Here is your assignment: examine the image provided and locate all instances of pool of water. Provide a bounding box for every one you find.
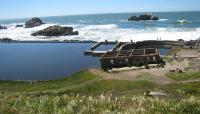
[160,48,170,55]
[0,43,170,81]
[94,44,116,51]
[0,43,99,81]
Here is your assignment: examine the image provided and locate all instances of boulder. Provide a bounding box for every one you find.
[0,38,12,42]
[25,17,44,28]
[139,14,152,20]
[31,25,79,36]
[128,14,159,21]
[152,16,159,20]
[0,25,7,30]
[128,16,139,21]
[15,25,23,28]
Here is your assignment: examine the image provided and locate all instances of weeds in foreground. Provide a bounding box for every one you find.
[0,94,200,114]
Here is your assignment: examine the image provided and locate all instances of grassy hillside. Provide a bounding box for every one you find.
[1,70,200,113]
[166,72,200,81]
[1,94,200,114]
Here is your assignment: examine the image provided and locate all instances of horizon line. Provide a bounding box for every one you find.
[0,10,200,21]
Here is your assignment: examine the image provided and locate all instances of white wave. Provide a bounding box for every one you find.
[56,25,200,42]
[121,19,128,22]
[1,23,25,29]
[83,24,118,29]
[176,19,192,24]
[0,23,200,42]
[158,19,168,21]
[0,23,56,41]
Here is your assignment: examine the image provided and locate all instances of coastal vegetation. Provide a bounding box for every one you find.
[0,69,200,113]
[1,94,200,114]
[166,71,200,81]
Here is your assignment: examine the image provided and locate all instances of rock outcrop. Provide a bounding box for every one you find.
[15,25,23,28]
[128,16,139,21]
[0,25,7,30]
[0,38,12,42]
[25,17,44,28]
[31,25,78,36]
[128,14,159,21]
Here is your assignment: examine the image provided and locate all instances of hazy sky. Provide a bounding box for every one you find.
[0,0,199,19]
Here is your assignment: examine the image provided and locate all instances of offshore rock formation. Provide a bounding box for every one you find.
[0,25,7,30]
[25,17,44,28]
[0,38,12,42]
[128,14,159,21]
[15,25,23,28]
[31,25,78,36]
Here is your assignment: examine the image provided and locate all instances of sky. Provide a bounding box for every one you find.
[0,0,200,19]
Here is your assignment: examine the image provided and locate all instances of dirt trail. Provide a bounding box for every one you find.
[89,59,189,84]
[91,50,199,84]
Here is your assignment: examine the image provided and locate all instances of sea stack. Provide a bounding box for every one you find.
[31,25,79,36]
[0,25,7,30]
[128,14,159,21]
[25,17,44,28]
[0,38,12,42]
[15,25,23,28]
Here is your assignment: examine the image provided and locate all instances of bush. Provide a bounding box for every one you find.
[145,63,149,69]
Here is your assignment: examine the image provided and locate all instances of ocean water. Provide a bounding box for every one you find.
[0,11,200,42]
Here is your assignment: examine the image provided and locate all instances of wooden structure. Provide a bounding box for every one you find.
[100,48,162,70]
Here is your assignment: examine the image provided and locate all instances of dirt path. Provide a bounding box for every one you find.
[89,67,176,85]
[89,58,190,85]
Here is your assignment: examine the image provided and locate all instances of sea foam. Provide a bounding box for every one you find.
[0,23,200,42]
[176,19,192,24]
[158,19,169,21]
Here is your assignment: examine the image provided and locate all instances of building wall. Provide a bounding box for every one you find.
[100,55,161,70]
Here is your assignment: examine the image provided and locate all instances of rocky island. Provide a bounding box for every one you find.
[15,25,23,28]
[128,14,159,21]
[31,25,78,36]
[0,25,7,30]
[25,17,44,28]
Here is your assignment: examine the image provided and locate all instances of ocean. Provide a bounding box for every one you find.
[0,11,200,42]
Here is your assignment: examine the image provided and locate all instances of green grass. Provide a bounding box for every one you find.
[166,72,200,81]
[1,70,200,113]
[1,70,200,97]
[160,81,200,96]
[0,94,200,114]
[0,70,155,96]
[135,73,155,82]
[0,70,99,93]
[64,80,156,96]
